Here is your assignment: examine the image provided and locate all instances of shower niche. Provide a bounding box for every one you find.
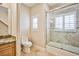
[46,4,79,55]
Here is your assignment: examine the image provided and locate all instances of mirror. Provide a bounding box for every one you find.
[0,6,9,36]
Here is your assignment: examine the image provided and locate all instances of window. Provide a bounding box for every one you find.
[32,16,39,31]
[55,16,63,31]
[55,12,76,32]
[64,14,75,30]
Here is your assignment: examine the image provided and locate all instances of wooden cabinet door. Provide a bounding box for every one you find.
[0,42,16,56]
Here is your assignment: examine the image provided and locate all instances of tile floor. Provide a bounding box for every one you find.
[21,46,53,56]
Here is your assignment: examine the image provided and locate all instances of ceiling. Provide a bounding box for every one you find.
[23,3,59,7]
[23,3,39,7]
[47,3,72,9]
[23,3,72,10]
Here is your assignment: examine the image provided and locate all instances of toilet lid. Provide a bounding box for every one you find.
[21,37,29,43]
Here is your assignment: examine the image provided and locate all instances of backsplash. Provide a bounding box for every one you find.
[0,21,8,36]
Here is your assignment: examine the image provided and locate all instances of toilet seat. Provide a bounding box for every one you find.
[22,41,32,47]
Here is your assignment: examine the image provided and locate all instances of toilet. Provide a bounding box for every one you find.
[21,37,32,53]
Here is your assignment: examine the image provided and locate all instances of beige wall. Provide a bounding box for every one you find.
[10,4,18,36]
[30,4,46,48]
[20,4,30,41]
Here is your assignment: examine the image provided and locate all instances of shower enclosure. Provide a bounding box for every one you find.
[46,4,79,55]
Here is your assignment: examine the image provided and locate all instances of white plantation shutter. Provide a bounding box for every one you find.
[55,16,63,30]
[55,12,76,32]
[64,14,75,30]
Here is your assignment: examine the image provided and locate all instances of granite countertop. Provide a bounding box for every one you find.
[0,35,16,44]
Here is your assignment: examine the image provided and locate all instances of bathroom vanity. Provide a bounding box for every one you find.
[0,35,16,56]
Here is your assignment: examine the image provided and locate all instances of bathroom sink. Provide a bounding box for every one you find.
[0,39,7,44]
[0,38,16,44]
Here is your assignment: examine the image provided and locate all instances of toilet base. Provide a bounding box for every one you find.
[23,47,31,54]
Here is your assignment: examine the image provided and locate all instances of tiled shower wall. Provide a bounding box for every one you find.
[50,23,79,48]
[49,4,79,48]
